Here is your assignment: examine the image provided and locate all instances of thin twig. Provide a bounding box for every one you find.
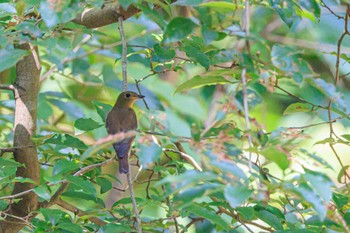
[275,84,326,110]
[327,4,350,185]
[118,14,141,232]
[241,0,253,171]
[279,111,350,132]
[0,84,15,91]
[118,16,128,91]
[320,0,344,20]
[127,160,142,233]
[0,148,15,156]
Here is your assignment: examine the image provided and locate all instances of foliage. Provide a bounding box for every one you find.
[1,0,350,232]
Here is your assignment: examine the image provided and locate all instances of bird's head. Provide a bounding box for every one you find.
[116,91,145,108]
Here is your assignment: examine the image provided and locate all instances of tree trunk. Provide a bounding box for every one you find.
[0,44,41,233]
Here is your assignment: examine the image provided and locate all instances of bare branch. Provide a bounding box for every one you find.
[241,0,253,171]
[0,148,15,157]
[56,198,107,226]
[118,16,128,91]
[127,161,142,233]
[320,0,344,20]
[0,84,15,91]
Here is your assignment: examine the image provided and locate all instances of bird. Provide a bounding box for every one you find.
[106,91,144,174]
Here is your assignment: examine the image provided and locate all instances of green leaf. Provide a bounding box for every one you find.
[235,89,263,109]
[256,210,283,230]
[138,142,163,168]
[268,0,296,27]
[96,177,112,194]
[236,207,255,221]
[0,49,29,73]
[174,75,232,94]
[52,159,79,176]
[34,184,52,201]
[98,223,132,233]
[0,200,9,211]
[314,137,335,145]
[300,149,333,170]
[17,22,44,38]
[74,118,103,133]
[15,1,25,17]
[199,1,236,13]
[112,197,144,207]
[136,4,167,29]
[45,134,88,149]
[261,147,289,170]
[337,165,350,184]
[224,184,252,208]
[303,168,333,203]
[211,160,247,181]
[92,101,112,123]
[173,0,203,6]
[174,184,221,207]
[341,134,350,141]
[48,99,84,119]
[0,3,16,14]
[118,0,137,10]
[12,177,36,184]
[39,1,58,28]
[157,171,218,187]
[163,17,197,43]
[40,208,66,225]
[283,103,311,115]
[183,45,210,70]
[0,158,23,168]
[310,78,346,110]
[57,222,83,233]
[61,191,105,207]
[38,96,53,120]
[66,176,96,196]
[286,181,327,220]
[153,43,175,61]
[332,192,349,209]
[183,203,228,229]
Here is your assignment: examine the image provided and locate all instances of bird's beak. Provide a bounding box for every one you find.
[138,95,145,99]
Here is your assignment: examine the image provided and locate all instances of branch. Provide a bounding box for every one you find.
[127,161,142,233]
[0,148,15,157]
[241,0,253,171]
[118,16,128,91]
[320,0,344,20]
[72,3,140,28]
[72,1,176,29]
[56,198,107,226]
[327,4,350,184]
[0,84,15,91]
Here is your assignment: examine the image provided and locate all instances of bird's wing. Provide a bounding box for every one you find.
[106,108,137,159]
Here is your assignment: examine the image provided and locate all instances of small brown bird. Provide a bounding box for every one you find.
[106,91,144,173]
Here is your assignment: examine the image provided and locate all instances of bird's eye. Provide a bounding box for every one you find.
[125,93,131,98]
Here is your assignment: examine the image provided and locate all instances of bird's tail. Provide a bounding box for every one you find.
[119,156,129,174]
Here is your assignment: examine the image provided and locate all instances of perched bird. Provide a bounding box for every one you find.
[106,91,144,173]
